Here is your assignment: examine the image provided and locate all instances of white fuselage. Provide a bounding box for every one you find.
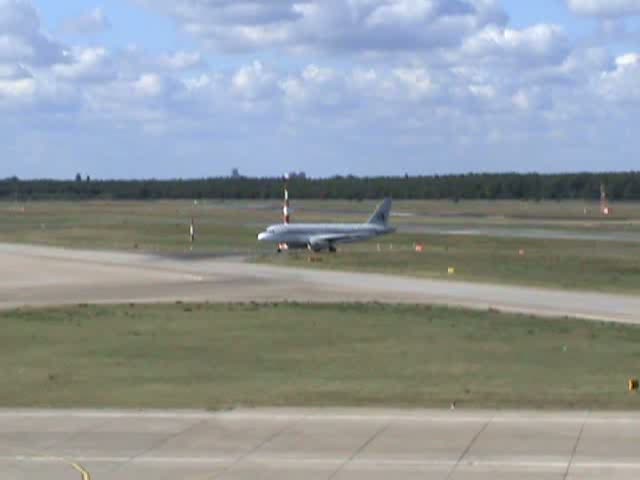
[257,223,395,250]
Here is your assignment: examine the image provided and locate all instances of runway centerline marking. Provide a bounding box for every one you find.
[5,409,640,424]
[0,420,98,480]
[8,455,640,470]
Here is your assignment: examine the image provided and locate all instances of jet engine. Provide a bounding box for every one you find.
[307,240,328,252]
[308,239,337,252]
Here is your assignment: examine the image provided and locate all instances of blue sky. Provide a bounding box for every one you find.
[38,0,194,52]
[3,0,640,178]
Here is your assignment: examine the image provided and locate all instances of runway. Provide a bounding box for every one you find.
[399,224,640,243]
[244,221,640,243]
[2,243,640,323]
[3,243,640,479]
[2,408,640,479]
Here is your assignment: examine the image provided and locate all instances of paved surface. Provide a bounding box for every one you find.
[3,244,640,479]
[399,224,640,243]
[236,202,640,243]
[2,409,640,480]
[2,243,640,323]
[243,220,640,243]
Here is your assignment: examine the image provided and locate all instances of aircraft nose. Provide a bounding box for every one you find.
[258,232,269,241]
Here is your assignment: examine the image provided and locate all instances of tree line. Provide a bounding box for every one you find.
[2,172,640,201]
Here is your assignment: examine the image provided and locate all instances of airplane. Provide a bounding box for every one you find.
[257,198,395,253]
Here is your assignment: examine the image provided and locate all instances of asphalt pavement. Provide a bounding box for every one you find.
[1,243,640,324]
[2,409,640,480]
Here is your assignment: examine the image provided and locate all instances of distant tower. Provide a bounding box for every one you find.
[601,183,610,216]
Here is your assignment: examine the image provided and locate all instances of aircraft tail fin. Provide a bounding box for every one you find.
[368,198,392,226]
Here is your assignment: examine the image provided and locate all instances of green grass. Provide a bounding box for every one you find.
[0,200,270,253]
[262,233,640,294]
[2,200,640,255]
[2,302,640,410]
[3,200,640,292]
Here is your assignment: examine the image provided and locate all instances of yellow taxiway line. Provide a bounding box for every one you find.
[70,462,92,480]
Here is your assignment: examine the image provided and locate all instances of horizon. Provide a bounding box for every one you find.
[4,170,640,182]
[3,0,640,178]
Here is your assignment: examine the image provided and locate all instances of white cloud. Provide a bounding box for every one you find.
[0,0,65,65]
[133,73,165,97]
[280,64,351,111]
[463,24,569,65]
[302,64,334,83]
[157,51,203,71]
[0,34,33,61]
[0,0,39,35]
[137,0,508,53]
[566,0,640,17]
[599,52,640,101]
[53,47,115,82]
[511,87,551,111]
[231,61,278,101]
[0,62,29,79]
[392,68,438,100]
[0,76,34,99]
[4,0,640,178]
[616,52,640,66]
[349,67,378,89]
[468,83,496,100]
[280,76,306,103]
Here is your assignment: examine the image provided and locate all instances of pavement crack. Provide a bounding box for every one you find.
[445,414,493,480]
[206,414,302,480]
[563,411,589,480]
[327,420,392,480]
[103,417,207,480]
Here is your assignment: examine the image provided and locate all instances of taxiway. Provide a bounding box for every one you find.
[1,409,639,480]
[1,243,639,324]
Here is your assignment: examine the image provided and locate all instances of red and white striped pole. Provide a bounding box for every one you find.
[601,183,610,216]
[278,175,291,252]
[283,175,291,224]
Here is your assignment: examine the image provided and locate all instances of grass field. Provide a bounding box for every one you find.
[2,302,640,410]
[2,199,640,252]
[0,200,263,254]
[263,233,640,293]
[2,200,640,293]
